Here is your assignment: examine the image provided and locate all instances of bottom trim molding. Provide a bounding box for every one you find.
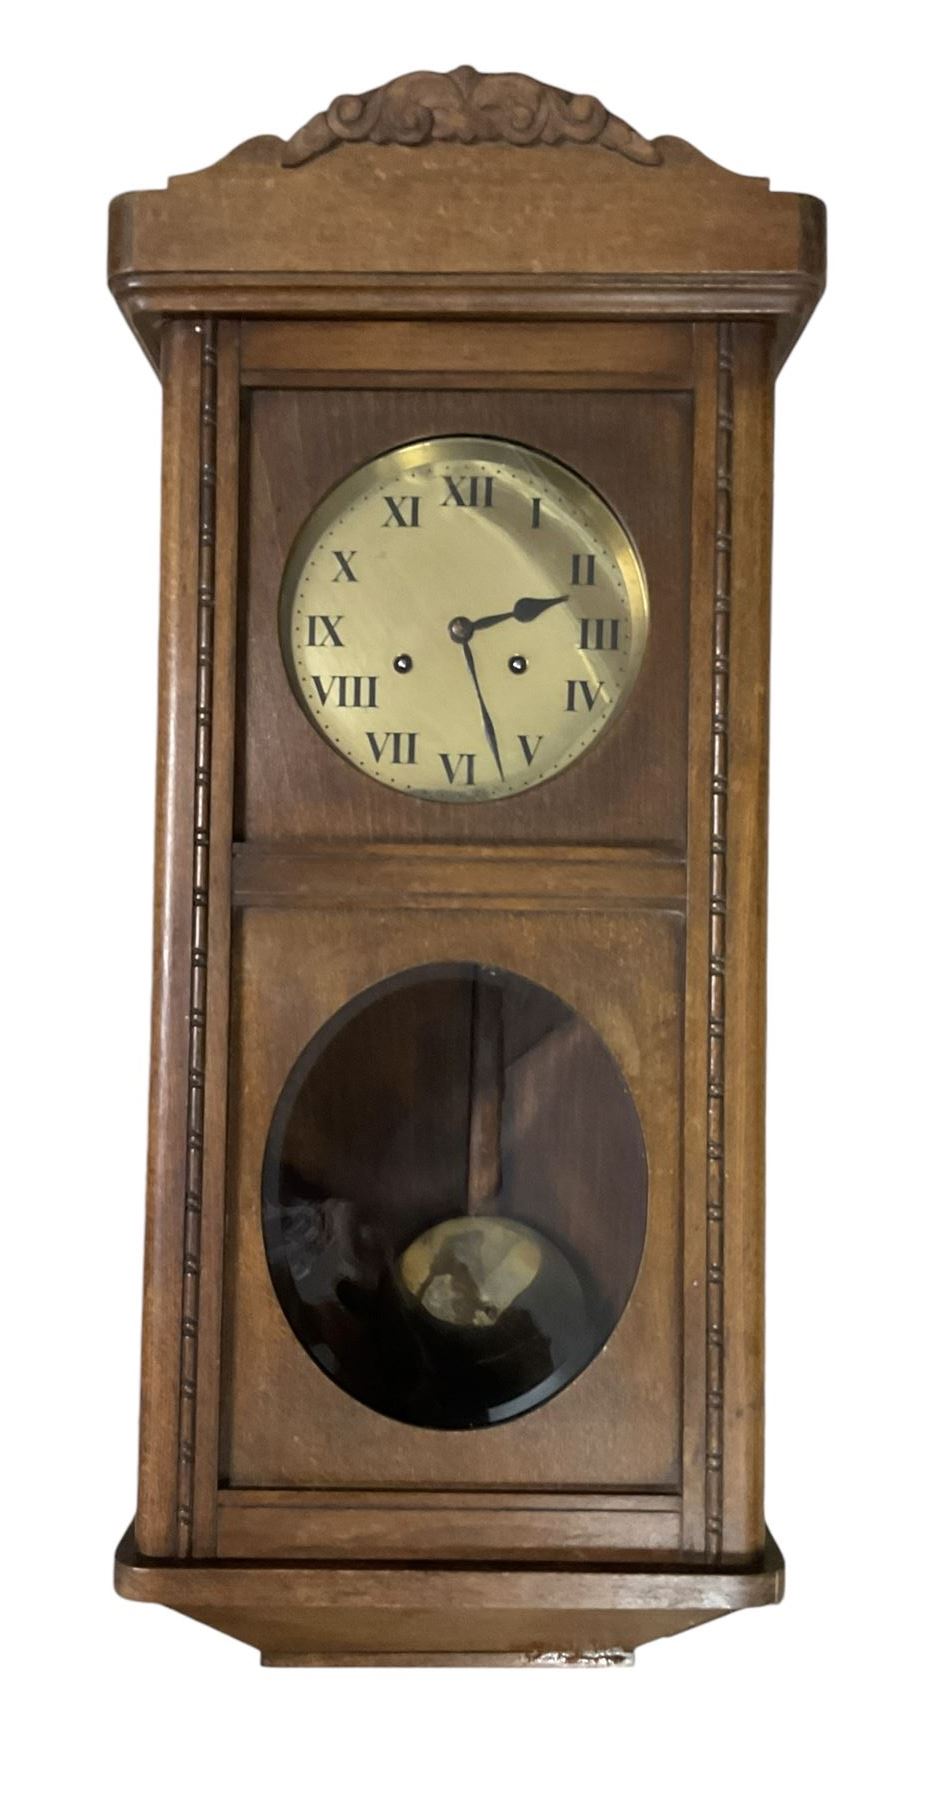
[115,1525,783,1665]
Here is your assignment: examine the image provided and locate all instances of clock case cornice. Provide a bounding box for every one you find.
[108,66,825,371]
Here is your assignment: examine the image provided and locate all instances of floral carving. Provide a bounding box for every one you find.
[282,66,662,167]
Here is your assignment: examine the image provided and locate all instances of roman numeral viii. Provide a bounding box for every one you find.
[439,751,477,785]
[366,731,417,765]
[579,617,620,651]
[565,679,605,712]
[442,475,494,509]
[312,674,379,708]
[306,614,344,648]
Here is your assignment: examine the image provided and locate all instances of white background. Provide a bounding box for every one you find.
[3,3,947,1794]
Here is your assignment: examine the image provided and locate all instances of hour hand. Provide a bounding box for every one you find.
[512,593,569,623]
[468,594,569,633]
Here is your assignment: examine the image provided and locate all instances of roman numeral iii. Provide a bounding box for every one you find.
[579,617,620,651]
[312,674,379,708]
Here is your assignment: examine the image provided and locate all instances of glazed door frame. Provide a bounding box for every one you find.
[134,315,773,1568]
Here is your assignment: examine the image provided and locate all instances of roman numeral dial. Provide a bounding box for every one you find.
[280,435,649,800]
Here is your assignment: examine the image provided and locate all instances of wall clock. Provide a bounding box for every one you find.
[111,66,825,1666]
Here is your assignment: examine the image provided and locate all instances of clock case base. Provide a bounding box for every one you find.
[115,1526,783,1666]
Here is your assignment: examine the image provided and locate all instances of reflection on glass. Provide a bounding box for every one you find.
[262,963,648,1429]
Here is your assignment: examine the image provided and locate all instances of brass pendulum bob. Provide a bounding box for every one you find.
[396,970,590,1423]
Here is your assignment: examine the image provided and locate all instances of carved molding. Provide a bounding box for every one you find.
[705,322,734,1560]
[282,66,662,168]
[176,319,218,1558]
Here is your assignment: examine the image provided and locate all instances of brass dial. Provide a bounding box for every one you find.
[280,436,649,801]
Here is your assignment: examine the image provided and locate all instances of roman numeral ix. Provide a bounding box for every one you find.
[306,614,344,648]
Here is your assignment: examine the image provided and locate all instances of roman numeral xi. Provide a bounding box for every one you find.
[383,494,421,528]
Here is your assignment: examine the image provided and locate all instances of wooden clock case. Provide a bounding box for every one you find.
[111,68,825,1666]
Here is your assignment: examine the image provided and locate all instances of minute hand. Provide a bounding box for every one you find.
[461,639,505,781]
[469,594,569,633]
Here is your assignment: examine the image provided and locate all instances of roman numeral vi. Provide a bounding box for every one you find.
[439,751,477,785]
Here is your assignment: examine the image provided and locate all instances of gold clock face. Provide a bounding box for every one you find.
[279,436,649,801]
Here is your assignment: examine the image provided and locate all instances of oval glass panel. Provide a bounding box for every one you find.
[262,963,648,1429]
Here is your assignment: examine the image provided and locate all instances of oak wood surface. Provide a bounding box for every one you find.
[719,325,774,1556]
[115,1522,782,1660]
[114,73,823,1661]
[190,324,241,1555]
[135,322,201,1558]
[220,905,683,1498]
[239,383,692,848]
[216,1491,682,1561]
[231,843,686,911]
[239,320,695,386]
[108,73,824,370]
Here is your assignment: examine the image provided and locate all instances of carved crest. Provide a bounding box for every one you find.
[282,65,662,168]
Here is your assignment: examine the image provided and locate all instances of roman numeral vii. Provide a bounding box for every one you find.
[366,731,417,765]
